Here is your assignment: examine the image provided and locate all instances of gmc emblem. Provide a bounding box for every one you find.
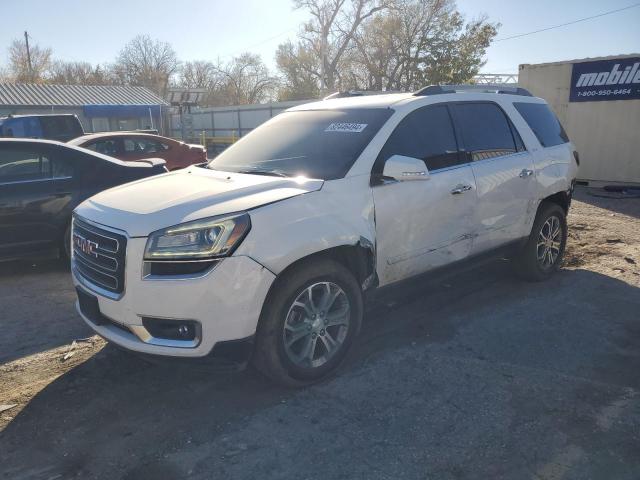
[73,233,99,258]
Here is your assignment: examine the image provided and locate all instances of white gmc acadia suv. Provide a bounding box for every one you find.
[71,85,578,386]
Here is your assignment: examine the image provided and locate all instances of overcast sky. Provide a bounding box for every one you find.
[2,0,639,75]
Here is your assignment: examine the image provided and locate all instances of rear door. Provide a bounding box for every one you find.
[372,104,477,285]
[0,144,60,257]
[451,102,536,254]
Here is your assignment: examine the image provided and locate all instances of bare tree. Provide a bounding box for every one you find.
[279,0,498,96]
[216,53,278,105]
[113,35,179,95]
[293,0,389,92]
[174,55,277,106]
[179,60,222,90]
[275,41,320,100]
[49,61,116,86]
[0,65,11,82]
[8,37,52,83]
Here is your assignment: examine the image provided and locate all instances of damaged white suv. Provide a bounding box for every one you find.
[72,85,578,385]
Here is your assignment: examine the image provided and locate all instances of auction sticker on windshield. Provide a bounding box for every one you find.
[325,123,368,133]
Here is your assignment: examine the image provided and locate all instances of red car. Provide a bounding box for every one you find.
[69,132,206,170]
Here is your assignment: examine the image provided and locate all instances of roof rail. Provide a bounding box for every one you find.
[323,90,397,100]
[413,84,532,97]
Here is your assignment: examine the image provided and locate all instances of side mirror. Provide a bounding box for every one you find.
[382,155,429,181]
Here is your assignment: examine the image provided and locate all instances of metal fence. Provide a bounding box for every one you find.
[169,100,306,146]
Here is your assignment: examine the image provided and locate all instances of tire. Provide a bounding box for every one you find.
[61,224,72,260]
[513,201,567,281]
[252,258,363,387]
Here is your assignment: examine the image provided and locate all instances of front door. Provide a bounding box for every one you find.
[451,102,537,253]
[0,144,59,257]
[372,104,477,286]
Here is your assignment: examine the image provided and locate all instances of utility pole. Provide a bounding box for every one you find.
[24,31,33,83]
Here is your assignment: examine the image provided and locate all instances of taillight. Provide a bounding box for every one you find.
[573,151,580,166]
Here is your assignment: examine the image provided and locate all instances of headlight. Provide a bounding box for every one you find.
[144,213,251,260]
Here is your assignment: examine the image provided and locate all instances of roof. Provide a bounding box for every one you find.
[69,132,177,145]
[0,137,143,166]
[288,89,542,113]
[0,83,169,107]
[0,137,65,146]
[289,93,413,111]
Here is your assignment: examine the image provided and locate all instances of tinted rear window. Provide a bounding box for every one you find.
[210,109,393,180]
[40,116,84,141]
[514,103,569,148]
[451,103,518,161]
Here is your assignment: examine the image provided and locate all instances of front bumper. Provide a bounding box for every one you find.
[72,235,275,358]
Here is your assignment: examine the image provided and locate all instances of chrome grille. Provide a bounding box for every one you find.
[72,217,126,294]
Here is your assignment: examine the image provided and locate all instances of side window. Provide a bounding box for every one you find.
[52,158,74,178]
[4,119,27,137]
[452,103,517,161]
[0,148,51,182]
[124,138,168,154]
[40,117,64,139]
[25,117,43,138]
[88,139,119,156]
[376,105,460,173]
[123,138,140,153]
[513,102,569,148]
[66,116,84,137]
[140,139,168,153]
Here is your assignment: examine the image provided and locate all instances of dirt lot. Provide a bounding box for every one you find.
[1,186,639,480]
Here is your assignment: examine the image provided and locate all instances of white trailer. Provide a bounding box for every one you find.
[519,54,640,186]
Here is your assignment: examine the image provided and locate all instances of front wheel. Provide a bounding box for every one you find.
[252,258,363,387]
[513,201,567,281]
[61,224,71,260]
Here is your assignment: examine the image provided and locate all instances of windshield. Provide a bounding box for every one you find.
[209,108,393,180]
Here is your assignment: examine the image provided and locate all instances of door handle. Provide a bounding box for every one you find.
[451,184,472,195]
[519,168,534,178]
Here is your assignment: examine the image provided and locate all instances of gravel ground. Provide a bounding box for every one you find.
[1,186,639,480]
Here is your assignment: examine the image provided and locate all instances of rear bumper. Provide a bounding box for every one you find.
[72,238,275,358]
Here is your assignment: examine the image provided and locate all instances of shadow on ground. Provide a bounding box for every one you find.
[2,263,639,479]
[573,186,640,219]
[0,259,90,363]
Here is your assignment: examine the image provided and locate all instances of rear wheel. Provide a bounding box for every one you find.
[513,202,567,281]
[253,259,362,387]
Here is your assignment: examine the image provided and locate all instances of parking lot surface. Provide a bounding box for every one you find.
[1,187,639,480]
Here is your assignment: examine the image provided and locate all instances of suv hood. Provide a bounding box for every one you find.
[75,166,324,237]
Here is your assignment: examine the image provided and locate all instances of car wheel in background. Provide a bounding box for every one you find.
[61,224,72,261]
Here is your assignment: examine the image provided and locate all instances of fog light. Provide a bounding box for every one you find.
[141,317,199,342]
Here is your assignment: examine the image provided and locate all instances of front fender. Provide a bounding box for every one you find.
[235,176,376,275]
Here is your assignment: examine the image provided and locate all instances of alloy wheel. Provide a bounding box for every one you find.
[537,215,563,269]
[283,282,350,369]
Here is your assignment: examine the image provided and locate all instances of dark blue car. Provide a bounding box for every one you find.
[0,114,85,142]
[0,138,167,261]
